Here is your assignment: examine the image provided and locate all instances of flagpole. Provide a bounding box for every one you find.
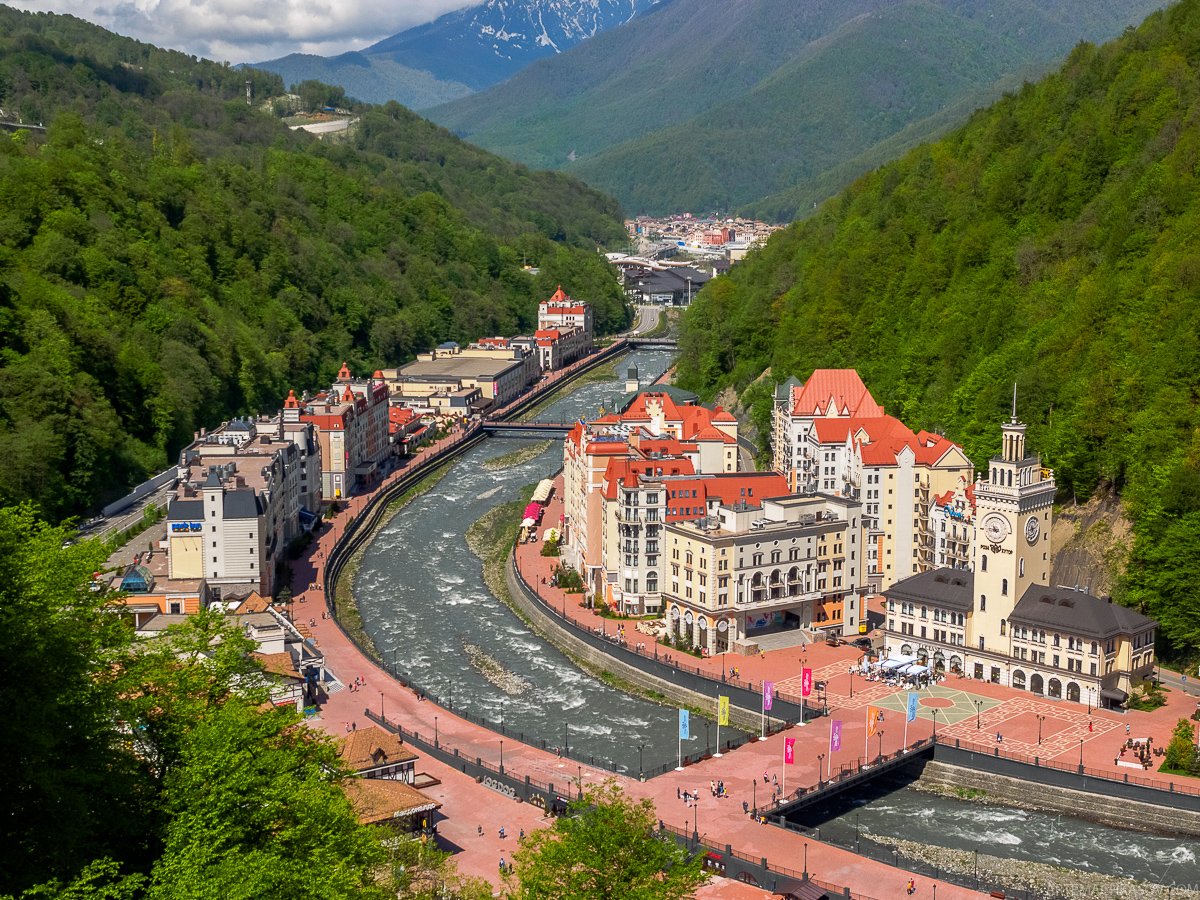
[714,696,723,758]
[865,707,869,765]
[760,685,765,740]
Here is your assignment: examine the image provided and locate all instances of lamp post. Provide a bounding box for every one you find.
[379,690,384,721]
[1078,738,1084,770]
[804,843,808,878]
[876,729,885,764]
[500,740,504,774]
[564,722,569,758]
[975,699,982,730]
[849,668,854,699]
[693,795,699,842]
[1037,714,1045,745]
[753,779,757,815]
[638,744,645,780]
[434,716,438,748]
[817,753,824,786]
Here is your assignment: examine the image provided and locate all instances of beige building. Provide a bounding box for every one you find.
[168,427,303,597]
[881,414,1156,709]
[661,491,869,653]
[383,342,537,409]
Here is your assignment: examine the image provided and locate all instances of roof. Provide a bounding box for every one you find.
[342,778,440,825]
[884,568,975,612]
[252,651,302,681]
[791,369,884,418]
[337,725,418,772]
[224,491,263,519]
[168,498,205,521]
[1010,586,1157,639]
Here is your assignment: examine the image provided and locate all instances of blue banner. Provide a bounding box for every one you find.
[907,692,920,723]
[679,709,690,740]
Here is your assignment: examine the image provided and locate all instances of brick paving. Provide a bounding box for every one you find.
[284,400,1198,898]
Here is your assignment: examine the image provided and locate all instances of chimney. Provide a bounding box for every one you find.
[200,427,206,437]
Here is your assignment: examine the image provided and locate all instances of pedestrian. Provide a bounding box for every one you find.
[996,732,1002,743]
[743,801,749,814]
[478,825,483,835]
[772,774,777,786]
[1126,723,1130,735]
[1089,720,1093,732]
[352,721,356,731]
[499,827,505,839]
[907,878,915,894]
[344,722,350,733]
[520,828,524,840]
[710,780,716,796]
[677,787,681,799]
[763,770,769,784]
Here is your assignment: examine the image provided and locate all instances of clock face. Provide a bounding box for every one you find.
[983,514,1010,544]
[1025,515,1041,544]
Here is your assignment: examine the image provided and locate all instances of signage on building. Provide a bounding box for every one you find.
[987,543,1014,555]
[171,522,202,533]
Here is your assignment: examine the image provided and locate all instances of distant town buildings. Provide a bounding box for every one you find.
[623,214,784,260]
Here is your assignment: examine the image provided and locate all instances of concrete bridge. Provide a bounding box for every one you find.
[627,337,679,350]
[767,740,936,817]
[480,421,576,436]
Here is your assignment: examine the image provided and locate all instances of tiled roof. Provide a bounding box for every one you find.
[1010,586,1157,639]
[337,725,418,772]
[884,568,975,611]
[342,778,440,825]
[252,651,302,681]
[791,369,884,418]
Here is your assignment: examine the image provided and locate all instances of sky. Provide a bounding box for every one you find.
[9,0,477,62]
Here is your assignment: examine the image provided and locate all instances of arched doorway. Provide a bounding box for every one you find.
[698,616,709,655]
[950,655,962,674]
[1030,673,1044,695]
[916,647,929,664]
[669,605,681,640]
[933,651,946,673]
[1048,678,1062,699]
[1067,681,1080,702]
[901,644,913,656]
[1012,670,1026,690]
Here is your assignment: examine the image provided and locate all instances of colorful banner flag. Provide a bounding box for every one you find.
[801,668,813,698]
[718,695,729,726]
[907,692,920,723]
[867,706,883,737]
[763,681,775,711]
[784,737,796,765]
[679,709,690,741]
[830,720,843,753]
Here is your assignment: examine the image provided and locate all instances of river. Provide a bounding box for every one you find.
[790,775,1200,886]
[353,350,740,774]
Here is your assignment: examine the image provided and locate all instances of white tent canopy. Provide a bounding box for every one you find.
[531,479,554,503]
[880,656,916,670]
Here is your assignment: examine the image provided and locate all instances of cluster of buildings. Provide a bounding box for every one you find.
[382,289,595,412]
[609,257,718,307]
[562,367,1156,709]
[623,215,783,259]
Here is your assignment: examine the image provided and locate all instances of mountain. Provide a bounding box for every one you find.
[0,5,630,521]
[251,0,665,107]
[246,51,473,109]
[674,0,1200,662]
[427,0,1166,218]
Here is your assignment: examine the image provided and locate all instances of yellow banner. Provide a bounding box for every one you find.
[718,695,729,726]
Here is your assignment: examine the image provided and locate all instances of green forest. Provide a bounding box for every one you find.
[0,6,630,521]
[677,0,1200,666]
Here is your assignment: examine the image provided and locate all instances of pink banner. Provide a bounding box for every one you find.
[801,668,812,698]
[784,737,795,765]
[763,681,775,711]
[830,720,843,753]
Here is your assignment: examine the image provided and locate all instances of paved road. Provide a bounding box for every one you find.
[629,304,661,335]
[1158,665,1200,699]
[77,482,174,543]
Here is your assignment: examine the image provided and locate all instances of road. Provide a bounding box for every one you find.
[628,304,661,335]
[77,481,175,543]
[1157,665,1200,699]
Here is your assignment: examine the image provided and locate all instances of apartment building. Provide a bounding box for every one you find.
[661,491,868,653]
[770,370,972,592]
[294,364,391,499]
[167,426,303,597]
[538,287,593,342]
[880,414,1157,709]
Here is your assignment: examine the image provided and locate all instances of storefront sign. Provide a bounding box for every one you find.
[170,522,202,533]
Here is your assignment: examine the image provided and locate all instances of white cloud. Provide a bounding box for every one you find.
[11,0,477,62]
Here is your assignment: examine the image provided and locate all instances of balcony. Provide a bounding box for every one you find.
[617,508,641,523]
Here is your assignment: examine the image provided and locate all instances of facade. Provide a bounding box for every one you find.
[770,370,973,592]
[661,491,869,653]
[337,725,419,783]
[384,344,536,409]
[930,477,975,570]
[294,365,391,499]
[168,425,304,596]
[881,414,1157,708]
[538,287,593,342]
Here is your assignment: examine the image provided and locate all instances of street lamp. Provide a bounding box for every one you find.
[434,716,438,748]
[849,668,854,699]
[803,843,808,878]
[379,690,385,721]
[1078,738,1084,770]
[975,699,982,730]
[752,779,757,815]
[817,753,824,786]
[876,729,885,763]
[638,743,645,780]
[1037,714,1045,745]
[500,740,504,774]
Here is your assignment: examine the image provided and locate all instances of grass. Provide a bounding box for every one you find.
[481,440,553,471]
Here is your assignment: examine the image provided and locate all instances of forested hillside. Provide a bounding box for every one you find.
[677,0,1200,664]
[0,7,630,522]
[428,0,1163,218]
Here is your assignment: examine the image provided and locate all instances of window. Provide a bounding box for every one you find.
[1000,619,1006,636]
[981,554,987,572]
[1001,578,1008,596]
[1019,558,1025,577]
[980,595,986,612]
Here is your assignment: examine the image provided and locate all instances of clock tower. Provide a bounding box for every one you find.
[966,407,1055,657]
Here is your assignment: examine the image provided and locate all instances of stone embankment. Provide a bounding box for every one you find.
[916,760,1200,837]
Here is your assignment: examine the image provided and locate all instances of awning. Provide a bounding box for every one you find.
[881,656,916,670]
[1101,688,1129,702]
[532,479,554,503]
[902,664,930,675]
[523,502,542,520]
[298,507,317,524]
[784,881,830,900]
[521,518,536,527]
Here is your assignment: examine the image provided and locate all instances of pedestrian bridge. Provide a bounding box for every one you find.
[627,338,679,349]
[481,421,576,436]
[767,739,935,816]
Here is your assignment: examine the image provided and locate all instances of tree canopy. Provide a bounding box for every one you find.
[0,7,630,521]
[676,0,1200,666]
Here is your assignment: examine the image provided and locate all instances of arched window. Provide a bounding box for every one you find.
[1000,619,1006,635]
[646,572,658,592]
[1091,641,1098,655]
[921,606,927,619]
[1002,578,1008,596]
[686,551,693,565]
[992,467,997,483]
[981,554,988,572]
[980,595,987,612]
[1053,633,1060,648]
[1019,558,1025,577]
[1007,470,1013,487]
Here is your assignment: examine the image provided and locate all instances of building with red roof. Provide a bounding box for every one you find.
[538,287,593,342]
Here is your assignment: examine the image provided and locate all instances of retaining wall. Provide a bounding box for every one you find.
[505,553,807,732]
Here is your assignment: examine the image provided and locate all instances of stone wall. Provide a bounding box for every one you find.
[916,760,1200,838]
